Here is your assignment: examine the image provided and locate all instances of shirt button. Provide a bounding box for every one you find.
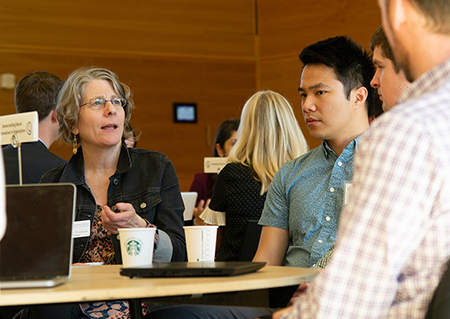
[318,239,323,243]
[325,216,331,221]
[113,178,119,185]
[337,162,342,166]
[140,202,147,209]
[330,187,335,193]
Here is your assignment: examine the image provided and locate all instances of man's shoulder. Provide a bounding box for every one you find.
[280,146,323,174]
[3,141,66,163]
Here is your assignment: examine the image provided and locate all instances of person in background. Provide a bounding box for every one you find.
[272,0,450,317]
[370,25,410,112]
[189,118,239,224]
[253,36,376,270]
[2,71,66,184]
[148,90,308,319]
[200,90,308,262]
[25,67,186,319]
[124,123,138,148]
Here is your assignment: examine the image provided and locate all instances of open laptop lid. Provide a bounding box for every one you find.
[0,183,76,289]
[181,192,198,221]
[120,261,266,278]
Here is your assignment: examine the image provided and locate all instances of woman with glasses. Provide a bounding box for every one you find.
[25,67,186,319]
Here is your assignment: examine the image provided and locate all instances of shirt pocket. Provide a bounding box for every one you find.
[122,188,162,221]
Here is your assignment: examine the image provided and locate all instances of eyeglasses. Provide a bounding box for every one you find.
[80,98,127,110]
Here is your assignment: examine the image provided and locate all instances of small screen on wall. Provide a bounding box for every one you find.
[173,103,197,123]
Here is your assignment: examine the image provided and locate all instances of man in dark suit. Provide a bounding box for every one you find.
[2,71,66,184]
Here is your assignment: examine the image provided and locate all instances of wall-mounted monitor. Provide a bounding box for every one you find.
[173,103,197,123]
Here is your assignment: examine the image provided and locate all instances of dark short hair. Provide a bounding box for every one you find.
[212,118,239,157]
[299,36,377,117]
[370,26,400,73]
[14,71,64,122]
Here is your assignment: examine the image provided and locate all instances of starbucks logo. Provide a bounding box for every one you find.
[126,239,142,256]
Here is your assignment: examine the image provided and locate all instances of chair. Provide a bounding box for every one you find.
[425,259,450,319]
[0,149,5,241]
[238,220,262,262]
[181,192,197,224]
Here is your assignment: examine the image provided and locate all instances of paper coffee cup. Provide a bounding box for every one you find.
[183,225,218,262]
[118,228,156,268]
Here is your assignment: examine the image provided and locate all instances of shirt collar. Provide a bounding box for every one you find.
[321,135,362,158]
[398,58,450,104]
[38,138,48,149]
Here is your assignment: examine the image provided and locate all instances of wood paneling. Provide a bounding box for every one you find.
[0,51,255,191]
[0,0,255,59]
[0,0,385,190]
[0,0,257,191]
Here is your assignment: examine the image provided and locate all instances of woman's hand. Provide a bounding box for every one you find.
[100,202,147,234]
[193,199,210,225]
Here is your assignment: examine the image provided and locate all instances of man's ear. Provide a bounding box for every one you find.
[391,0,408,31]
[215,143,225,157]
[50,109,58,123]
[353,86,368,109]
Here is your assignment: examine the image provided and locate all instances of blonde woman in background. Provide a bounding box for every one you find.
[199,90,308,261]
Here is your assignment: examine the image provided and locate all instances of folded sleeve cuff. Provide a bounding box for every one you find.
[199,207,226,226]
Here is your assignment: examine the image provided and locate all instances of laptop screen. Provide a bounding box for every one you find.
[0,184,76,281]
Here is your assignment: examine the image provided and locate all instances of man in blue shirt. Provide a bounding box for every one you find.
[254,36,377,268]
[146,36,378,319]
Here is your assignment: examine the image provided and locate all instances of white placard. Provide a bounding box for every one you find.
[204,157,228,173]
[344,182,353,205]
[73,220,91,238]
[0,111,39,146]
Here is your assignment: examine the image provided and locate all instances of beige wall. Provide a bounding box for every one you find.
[0,0,382,190]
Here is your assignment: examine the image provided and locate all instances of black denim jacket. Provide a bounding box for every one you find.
[41,144,187,263]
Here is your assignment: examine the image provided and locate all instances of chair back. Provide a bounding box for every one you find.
[0,149,6,241]
[425,259,450,319]
[238,220,262,261]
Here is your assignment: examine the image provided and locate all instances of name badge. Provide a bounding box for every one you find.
[344,182,353,205]
[73,220,91,238]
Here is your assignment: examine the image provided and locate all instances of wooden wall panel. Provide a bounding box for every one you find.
[257,0,382,149]
[0,0,255,59]
[0,0,386,191]
[0,51,255,191]
[0,0,257,191]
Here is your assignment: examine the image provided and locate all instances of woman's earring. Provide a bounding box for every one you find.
[73,135,78,155]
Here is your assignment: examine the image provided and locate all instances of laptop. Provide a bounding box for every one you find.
[181,192,198,221]
[0,183,77,289]
[120,261,266,278]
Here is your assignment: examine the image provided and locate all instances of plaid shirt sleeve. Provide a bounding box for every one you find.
[282,104,450,318]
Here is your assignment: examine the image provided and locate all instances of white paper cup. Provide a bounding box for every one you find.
[118,228,156,268]
[183,225,218,262]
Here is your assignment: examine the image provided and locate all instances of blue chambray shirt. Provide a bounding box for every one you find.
[259,137,361,267]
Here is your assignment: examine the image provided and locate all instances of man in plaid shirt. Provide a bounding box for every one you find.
[273,0,450,318]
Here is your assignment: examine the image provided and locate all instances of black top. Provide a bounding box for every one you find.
[3,141,66,184]
[209,162,267,261]
[40,144,187,263]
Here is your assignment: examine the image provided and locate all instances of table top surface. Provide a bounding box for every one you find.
[0,264,318,306]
